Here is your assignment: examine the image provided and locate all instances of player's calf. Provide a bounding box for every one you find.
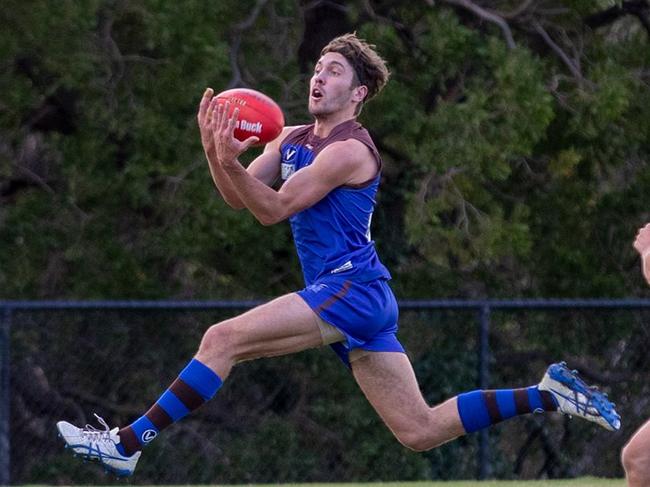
[393,421,437,452]
[392,398,465,451]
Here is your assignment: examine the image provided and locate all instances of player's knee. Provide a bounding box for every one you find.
[198,320,239,358]
[622,439,650,482]
[622,439,637,472]
[394,428,431,452]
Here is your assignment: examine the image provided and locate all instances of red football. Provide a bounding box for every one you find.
[215,88,284,145]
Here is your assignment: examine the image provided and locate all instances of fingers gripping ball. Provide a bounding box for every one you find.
[215,88,285,145]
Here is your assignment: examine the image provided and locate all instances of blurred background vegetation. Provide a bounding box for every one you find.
[10,306,650,483]
[1,0,649,301]
[1,0,650,483]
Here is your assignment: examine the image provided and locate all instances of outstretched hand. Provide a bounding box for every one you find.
[633,223,650,285]
[197,88,216,155]
[210,98,259,166]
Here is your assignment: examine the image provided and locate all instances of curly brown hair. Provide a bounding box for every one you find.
[320,32,390,107]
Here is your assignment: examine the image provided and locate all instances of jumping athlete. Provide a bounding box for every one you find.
[57,33,620,477]
[621,222,650,486]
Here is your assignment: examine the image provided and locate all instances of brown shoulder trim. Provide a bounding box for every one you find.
[281,124,314,147]
[343,174,380,190]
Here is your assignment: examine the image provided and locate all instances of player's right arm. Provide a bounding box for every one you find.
[197,89,296,209]
[633,223,650,285]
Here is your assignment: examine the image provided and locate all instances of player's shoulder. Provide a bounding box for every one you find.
[320,138,374,165]
[264,125,307,152]
[313,139,378,187]
[279,124,307,139]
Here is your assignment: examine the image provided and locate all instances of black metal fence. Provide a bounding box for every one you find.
[1,299,650,484]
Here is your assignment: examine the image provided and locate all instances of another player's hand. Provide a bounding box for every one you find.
[633,223,650,285]
[210,99,259,167]
[197,88,216,155]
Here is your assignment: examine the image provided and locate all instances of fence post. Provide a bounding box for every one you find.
[478,304,490,480]
[0,306,11,486]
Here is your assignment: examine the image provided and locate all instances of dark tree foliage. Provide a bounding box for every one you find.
[1,0,649,300]
[2,0,650,483]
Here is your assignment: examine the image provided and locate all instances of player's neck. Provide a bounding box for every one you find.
[313,112,357,138]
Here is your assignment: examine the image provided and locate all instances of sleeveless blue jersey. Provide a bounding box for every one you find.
[279,119,391,285]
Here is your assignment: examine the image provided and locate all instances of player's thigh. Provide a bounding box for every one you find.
[204,292,323,360]
[351,351,464,450]
[351,351,431,430]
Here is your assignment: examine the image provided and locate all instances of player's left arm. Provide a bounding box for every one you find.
[633,222,650,285]
[222,139,377,226]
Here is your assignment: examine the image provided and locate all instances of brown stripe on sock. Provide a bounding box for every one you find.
[540,390,558,412]
[514,388,531,414]
[145,403,174,431]
[483,390,503,423]
[169,378,205,411]
[118,426,141,456]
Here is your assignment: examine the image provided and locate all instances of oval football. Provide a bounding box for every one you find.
[215,88,285,145]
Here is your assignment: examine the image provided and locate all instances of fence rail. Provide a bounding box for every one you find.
[2,298,650,485]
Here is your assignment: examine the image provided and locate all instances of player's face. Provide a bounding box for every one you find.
[309,52,363,117]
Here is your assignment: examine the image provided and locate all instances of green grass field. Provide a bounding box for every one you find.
[270,481,625,487]
[27,481,626,487]
[32,480,624,487]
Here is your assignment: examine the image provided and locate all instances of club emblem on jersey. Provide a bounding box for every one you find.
[281,146,297,180]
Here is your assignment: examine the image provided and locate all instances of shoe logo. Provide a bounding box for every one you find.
[141,429,157,443]
[550,388,594,416]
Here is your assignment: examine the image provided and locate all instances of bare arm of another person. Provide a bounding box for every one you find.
[633,223,650,285]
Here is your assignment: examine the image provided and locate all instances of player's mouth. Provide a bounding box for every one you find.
[311,88,324,101]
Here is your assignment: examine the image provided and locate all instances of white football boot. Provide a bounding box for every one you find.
[539,362,621,431]
[56,414,141,476]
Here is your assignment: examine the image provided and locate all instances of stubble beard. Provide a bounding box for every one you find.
[309,100,334,120]
[309,92,352,120]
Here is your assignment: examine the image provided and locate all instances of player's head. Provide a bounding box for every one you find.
[309,33,390,117]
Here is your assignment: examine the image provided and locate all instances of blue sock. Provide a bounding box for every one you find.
[457,386,558,433]
[117,359,222,455]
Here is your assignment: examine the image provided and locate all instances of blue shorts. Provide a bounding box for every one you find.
[297,276,404,366]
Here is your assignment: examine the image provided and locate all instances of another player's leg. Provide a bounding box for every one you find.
[622,419,650,486]
[352,353,619,452]
[57,293,323,476]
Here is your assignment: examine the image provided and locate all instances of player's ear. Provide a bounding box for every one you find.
[352,85,368,103]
